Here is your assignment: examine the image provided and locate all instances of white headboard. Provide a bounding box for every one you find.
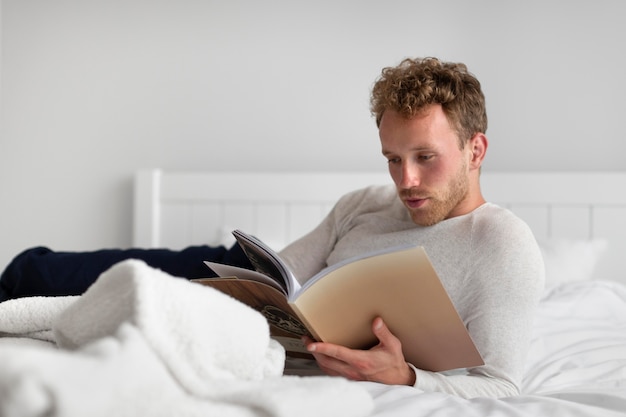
[133,170,626,283]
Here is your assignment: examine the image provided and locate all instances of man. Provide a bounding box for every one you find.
[278,57,545,398]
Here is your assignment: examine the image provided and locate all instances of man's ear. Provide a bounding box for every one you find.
[468,133,488,169]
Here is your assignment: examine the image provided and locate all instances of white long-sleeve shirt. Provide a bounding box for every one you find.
[278,184,545,398]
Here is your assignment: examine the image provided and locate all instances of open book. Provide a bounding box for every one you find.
[194,229,484,372]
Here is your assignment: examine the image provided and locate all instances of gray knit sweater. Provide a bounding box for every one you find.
[279,184,545,398]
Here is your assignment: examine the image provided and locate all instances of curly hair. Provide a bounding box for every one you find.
[370,57,487,148]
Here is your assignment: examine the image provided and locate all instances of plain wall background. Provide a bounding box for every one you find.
[1,0,625,269]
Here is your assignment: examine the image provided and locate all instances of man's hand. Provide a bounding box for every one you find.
[303,317,416,386]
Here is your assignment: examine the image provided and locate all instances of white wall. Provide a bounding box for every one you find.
[1,0,625,269]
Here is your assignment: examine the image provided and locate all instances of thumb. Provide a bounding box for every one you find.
[372,317,405,358]
[372,317,394,343]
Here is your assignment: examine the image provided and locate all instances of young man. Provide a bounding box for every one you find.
[278,57,545,398]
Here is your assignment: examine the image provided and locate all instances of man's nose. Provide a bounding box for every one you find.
[400,162,420,189]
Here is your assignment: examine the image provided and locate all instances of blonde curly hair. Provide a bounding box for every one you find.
[370,57,487,148]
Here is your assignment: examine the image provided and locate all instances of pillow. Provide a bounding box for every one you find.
[538,238,608,289]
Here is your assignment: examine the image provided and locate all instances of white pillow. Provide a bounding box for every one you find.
[538,238,608,289]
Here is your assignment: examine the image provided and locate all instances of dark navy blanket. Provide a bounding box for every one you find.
[0,244,253,302]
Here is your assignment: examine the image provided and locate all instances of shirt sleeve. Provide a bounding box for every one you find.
[410,209,545,398]
[278,203,341,285]
[278,186,378,285]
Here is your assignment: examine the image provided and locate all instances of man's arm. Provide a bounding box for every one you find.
[302,315,521,399]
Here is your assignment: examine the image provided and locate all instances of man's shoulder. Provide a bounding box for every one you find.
[331,184,404,224]
[475,202,526,223]
[472,203,535,241]
[470,203,545,294]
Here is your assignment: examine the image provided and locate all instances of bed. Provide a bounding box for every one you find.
[1,169,625,416]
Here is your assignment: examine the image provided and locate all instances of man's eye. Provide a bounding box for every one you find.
[387,158,401,165]
[418,155,434,161]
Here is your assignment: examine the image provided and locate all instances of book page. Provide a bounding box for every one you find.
[204,262,285,294]
[233,230,300,296]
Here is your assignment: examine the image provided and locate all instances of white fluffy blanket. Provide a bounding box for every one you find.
[0,259,373,417]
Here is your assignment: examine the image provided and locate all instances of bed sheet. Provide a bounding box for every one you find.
[360,280,626,416]
[1,268,625,416]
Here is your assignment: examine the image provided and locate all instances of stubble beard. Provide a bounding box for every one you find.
[402,162,470,227]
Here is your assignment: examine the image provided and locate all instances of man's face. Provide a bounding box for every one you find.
[379,105,473,226]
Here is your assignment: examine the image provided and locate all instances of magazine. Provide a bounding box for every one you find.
[195,229,484,371]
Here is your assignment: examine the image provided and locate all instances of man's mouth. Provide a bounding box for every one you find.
[404,197,428,209]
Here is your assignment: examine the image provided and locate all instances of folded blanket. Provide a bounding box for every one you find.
[0,295,77,342]
[0,259,373,417]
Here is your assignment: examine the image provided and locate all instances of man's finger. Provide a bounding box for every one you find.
[307,341,351,361]
[372,317,395,344]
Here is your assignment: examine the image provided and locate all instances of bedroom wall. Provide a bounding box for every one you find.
[0,0,625,270]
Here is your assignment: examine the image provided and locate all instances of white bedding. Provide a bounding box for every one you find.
[0,260,372,417]
[0,262,625,417]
